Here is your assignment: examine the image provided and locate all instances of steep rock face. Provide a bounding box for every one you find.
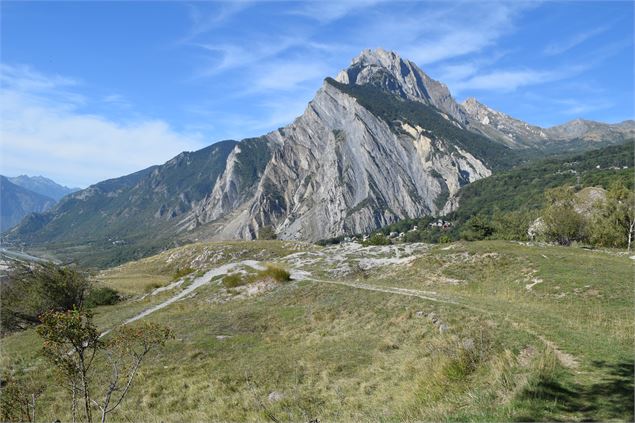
[189,71,492,241]
[8,48,632,262]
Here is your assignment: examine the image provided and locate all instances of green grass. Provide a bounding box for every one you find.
[1,240,632,421]
[222,273,245,288]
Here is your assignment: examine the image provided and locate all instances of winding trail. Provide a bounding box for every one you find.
[101,260,263,336]
[300,275,579,368]
[109,258,578,368]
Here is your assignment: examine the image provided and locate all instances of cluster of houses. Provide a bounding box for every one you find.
[429,219,453,229]
[339,219,454,244]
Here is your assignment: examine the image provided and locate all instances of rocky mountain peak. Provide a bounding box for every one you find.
[461,97,494,117]
[335,48,467,123]
[347,47,403,70]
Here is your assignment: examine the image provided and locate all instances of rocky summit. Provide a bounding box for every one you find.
[4,49,633,264]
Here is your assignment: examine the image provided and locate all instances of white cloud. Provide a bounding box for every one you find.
[289,0,383,23]
[194,37,304,76]
[450,61,593,93]
[251,59,330,92]
[366,2,532,66]
[555,98,614,116]
[0,65,205,188]
[179,1,253,42]
[452,69,560,92]
[544,26,609,56]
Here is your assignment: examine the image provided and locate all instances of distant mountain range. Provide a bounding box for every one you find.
[7,175,79,201]
[0,175,78,232]
[4,48,633,266]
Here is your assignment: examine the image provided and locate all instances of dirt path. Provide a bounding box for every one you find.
[302,275,579,368]
[101,260,263,336]
[107,257,579,369]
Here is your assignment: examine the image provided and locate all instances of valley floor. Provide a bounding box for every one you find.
[2,240,633,421]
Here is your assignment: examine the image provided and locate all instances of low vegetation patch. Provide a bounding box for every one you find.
[222,273,245,288]
[171,266,195,281]
[255,264,291,282]
[85,286,121,307]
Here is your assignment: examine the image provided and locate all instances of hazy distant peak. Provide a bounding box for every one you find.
[7,174,79,201]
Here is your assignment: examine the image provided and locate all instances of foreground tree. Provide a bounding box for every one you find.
[1,261,91,334]
[93,323,172,423]
[588,184,635,250]
[37,308,172,423]
[460,215,495,241]
[0,369,45,423]
[37,308,101,423]
[542,186,585,246]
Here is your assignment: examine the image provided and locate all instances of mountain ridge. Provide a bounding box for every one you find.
[4,48,633,266]
[7,175,80,201]
[0,176,57,232]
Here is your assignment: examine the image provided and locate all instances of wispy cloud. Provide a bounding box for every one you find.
[289,0,383,23]
[451,66,586,93]
[179,1,253,43]
[554,98,614,116]
[544,25,609,56]
[0,65,204,187]
[102,94,132,109]
[194,37,303,76]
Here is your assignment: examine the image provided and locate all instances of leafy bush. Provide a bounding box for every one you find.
[587,183,635,249]
[222,273,245,288]
[542,187,586,246]
[364,233,391,246]
[460,215,495,241]
[85,287,121,307]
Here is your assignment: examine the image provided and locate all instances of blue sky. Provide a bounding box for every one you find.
[1,1,633,187]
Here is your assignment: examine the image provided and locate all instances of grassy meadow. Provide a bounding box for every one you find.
[1,240,633,421]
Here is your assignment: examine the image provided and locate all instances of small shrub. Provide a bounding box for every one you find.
[144,282,162,292]
[256,264,291,282]
[379,338,400,352]
[85,287,120,307]
[438,234,452,244]
[222,273,245,288]
[364,233,391,246]
[172,267,195,281]
[257,226,277,240]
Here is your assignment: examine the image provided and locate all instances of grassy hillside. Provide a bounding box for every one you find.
[3,141,238,268]
[359,142,633,243]
[2,240,632,421]
[449,142,634,222]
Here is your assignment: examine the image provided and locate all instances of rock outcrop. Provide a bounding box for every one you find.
[185,50,493,240]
